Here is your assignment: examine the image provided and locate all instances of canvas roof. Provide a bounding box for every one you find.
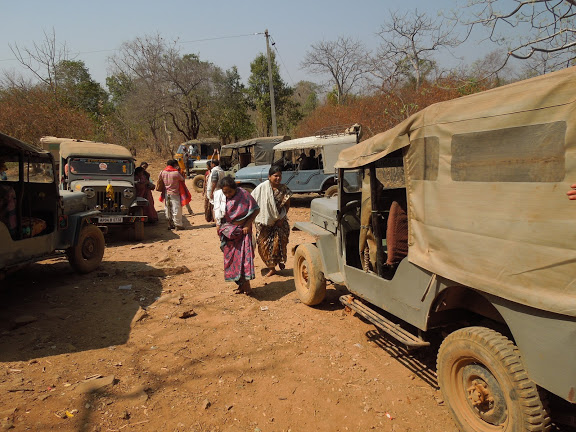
[335,66,576,317]
[223,135,289,150]
[274,133,357,151]
[60,141,133,159]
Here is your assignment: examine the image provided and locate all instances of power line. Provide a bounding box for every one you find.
[269,34,297,87]
[0,32,265,63]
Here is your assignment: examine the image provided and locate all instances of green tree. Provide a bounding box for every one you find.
[54,60,109,116]
[205,66,254,143]
[247,52,299,136]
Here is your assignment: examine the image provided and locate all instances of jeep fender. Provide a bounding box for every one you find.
[320,176,336,191]
[57,210,102,249]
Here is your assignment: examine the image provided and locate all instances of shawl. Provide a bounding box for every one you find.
[218,187,259,246]
[252,180,291,226]
[158,166,191,206]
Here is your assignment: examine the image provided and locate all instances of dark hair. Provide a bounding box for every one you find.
[268,165,282,176]
[218,175,237,190]
[140,161,149,167]
[309,149,316,156]
[134,166,145,175]
[167,159,178,168]
[211,159,219,166]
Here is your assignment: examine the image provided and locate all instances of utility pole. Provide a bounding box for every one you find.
[265,29,278,136]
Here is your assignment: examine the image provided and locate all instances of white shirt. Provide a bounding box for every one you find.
[213,189,226,225]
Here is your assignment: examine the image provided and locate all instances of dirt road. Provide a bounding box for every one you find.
[1,177,462,431]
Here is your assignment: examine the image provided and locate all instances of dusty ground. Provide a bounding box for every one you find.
[0,165,573,432]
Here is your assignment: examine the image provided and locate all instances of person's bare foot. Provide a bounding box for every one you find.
[265,268,277,277]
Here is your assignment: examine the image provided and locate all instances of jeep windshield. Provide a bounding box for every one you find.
[67,158,133,176]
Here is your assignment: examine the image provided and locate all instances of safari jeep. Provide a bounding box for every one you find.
[219,135,290,176]
[175,137,221,181]
[292,68,576,431]
[0,133,105,278]
[59,140,147,241]
[234,125,360,195]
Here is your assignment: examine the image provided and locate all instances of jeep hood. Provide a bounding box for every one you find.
[234,165,270,181]
[69,180,134,191]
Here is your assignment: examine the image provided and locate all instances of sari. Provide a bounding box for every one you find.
[252,181,293,268]
[218,187,259,283]
[134,171,158,222]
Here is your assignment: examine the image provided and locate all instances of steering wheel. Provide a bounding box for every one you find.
[337,199,360,226]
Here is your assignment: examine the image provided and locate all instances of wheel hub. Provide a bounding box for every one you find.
[462,364,507,426]
[82,237,96,259]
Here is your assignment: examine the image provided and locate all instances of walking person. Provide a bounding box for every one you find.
[158,159,191,230]
[251,165,293,277]
[215,176,260,294]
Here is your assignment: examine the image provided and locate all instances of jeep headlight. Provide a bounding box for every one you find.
[83,187,96,199]
[123,188,134,199]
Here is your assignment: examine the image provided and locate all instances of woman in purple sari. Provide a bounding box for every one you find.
[216,176,260,294]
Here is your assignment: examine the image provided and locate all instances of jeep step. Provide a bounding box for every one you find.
[340,294,429,348]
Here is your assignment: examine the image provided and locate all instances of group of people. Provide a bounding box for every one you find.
[212,165,292,295]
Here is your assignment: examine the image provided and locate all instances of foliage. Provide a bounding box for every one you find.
[204,66,255,143]
[0,86,95,144]
[247,52,300,136]
[295,81,472,139]
[54,60,109,117]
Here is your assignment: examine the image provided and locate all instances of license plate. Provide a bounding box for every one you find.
[98,216,123,223]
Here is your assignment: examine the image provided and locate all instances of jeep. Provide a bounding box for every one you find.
[0,133,105,278]
[234,125,360,196]
[58,140,147,241]
[292,69,576,431]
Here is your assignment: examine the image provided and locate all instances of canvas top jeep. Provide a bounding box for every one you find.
[292,68,576,430]
[0,133,105,279]
[233,125,360,195]
[59,140,147,241]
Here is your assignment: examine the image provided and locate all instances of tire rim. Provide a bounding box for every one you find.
[298,256,310,290]
[81,236,96,260]
[451,358,508,429]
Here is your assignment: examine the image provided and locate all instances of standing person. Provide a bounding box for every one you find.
[203,160,214,222]
[568,184,576,200]
[176,165,194,216]
[216,176,260,294]
[158,159,191,230]
[251,165,293,277]
[207,159,225,214]
[134,167,158,223]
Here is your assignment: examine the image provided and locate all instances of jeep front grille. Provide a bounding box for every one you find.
[96,191,123,213]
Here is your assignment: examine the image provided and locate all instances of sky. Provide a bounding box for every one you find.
[0,0,493,89]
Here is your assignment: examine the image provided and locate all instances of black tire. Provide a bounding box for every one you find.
[192,175,205,193]
[324,185,338,198]
[133,208,145,241]
[294,244,326,306]
[437,327,551,432]
[66,224,105,274]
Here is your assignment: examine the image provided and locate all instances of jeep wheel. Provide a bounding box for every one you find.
[324,185,338,198]
[294,244,326,306]
[133,208,145,241]
[192,175,205,193]
[437,327,551,432]
[66,224,105,274]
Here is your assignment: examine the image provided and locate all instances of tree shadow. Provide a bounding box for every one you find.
[0,258,163,362]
